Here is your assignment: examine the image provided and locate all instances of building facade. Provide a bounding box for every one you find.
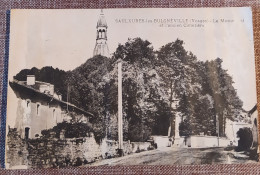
[249,104,258,147]
[9,75,92,139]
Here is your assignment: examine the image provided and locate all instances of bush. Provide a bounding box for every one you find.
[41,121,93,139]
[236,127,253,152]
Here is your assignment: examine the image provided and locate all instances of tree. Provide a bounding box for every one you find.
[14,66,68,100]
[67,55,112,142]
[156,39,204,136]
[205,58,243,136]
[110,38,171,141]
[14,37,245,142]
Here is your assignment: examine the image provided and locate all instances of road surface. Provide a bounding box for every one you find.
[88,147,256,166]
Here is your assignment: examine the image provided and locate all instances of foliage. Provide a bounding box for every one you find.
[236,127,253,151]
[14,66,68,100]
[15,37,245,141]
[204,58,243,136]
[41,121,93,139]
[66,55,112,142]
[114,38,155,65]
[110,38,172,141]
[156,39,243,137]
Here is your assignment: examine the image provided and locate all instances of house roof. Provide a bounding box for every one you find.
[18,80,54,92]
[9,79,94,117]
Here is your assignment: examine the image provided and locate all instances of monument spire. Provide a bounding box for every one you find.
[93,9,110,57]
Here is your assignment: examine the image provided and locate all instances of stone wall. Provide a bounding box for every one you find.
[7,129,104,168]
[7,129,152,168]
[27,135,102,168]
[6,128,30,169]
[132,142,152,152]
[186,136,230,148]
[151,136,170,148]
[100,139,133,158]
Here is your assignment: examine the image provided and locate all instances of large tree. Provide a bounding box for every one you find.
[108,38,171,141]
[14,37,245,141]
[205,58,243,136]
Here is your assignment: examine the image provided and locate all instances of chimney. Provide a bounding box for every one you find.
[27,75,35,85]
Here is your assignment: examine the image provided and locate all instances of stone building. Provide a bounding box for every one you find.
[93,9,110,57]
[9,75,93,139]
[249,104,258,147]
[225,110,252,146]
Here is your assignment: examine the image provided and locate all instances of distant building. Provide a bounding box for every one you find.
[93,9,110,57]
[225,119,251,147]
[9,75,93,139]
[249,104,258,147]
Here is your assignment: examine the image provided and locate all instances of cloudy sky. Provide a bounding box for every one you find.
[8,7,256,110]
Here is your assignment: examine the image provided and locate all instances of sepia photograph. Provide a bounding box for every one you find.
[4,7,259,169]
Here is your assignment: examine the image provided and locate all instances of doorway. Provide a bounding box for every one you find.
[25,127,30,139]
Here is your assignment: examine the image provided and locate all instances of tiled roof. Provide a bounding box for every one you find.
[18,81,53,92]
[10,79,93,117]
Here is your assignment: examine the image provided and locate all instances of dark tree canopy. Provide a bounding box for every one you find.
[14,38,245,142]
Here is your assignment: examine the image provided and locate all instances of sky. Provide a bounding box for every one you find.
[8,7,256,111]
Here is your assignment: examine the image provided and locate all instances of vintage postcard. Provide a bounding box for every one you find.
[4,7,258,169]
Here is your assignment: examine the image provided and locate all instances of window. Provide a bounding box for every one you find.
[36,103,40,116]
[26,99,31,108]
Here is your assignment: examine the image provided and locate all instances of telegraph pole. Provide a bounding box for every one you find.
[118,60,124,156]
[216,115,220,147]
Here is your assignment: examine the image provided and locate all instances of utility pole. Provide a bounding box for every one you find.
[216,115,219,147]
[67,85,70,112]
[118,60,124,156]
